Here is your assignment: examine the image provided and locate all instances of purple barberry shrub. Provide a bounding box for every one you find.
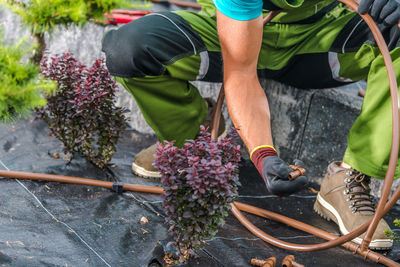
[154,126,241,259]
[38,52,127,169]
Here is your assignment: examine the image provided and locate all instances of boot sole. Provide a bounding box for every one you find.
[314,193,393,250]
[132,162,161,179]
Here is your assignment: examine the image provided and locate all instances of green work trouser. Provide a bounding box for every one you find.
[101,3,400,179]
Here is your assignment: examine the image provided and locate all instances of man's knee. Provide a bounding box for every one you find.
[102,12,205,79]
[102,17,165,78]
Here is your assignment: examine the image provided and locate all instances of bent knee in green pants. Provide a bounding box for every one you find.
[116,75,208,148]
[342,46,400,179]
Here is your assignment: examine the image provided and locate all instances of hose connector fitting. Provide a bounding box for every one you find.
[251,257,277,267]
[281,255,304,267]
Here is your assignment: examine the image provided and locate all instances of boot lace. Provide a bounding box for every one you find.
[344,169,375,215]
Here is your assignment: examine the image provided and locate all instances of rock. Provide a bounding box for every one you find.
[140,216,149,225]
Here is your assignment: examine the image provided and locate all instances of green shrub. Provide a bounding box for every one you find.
[0,0,131,63]
[1,0,130,34]
[0,34,55,122]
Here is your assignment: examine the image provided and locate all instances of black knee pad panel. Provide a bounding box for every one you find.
[101,12,205,78]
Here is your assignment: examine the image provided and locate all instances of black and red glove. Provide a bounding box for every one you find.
[251,146,308,196]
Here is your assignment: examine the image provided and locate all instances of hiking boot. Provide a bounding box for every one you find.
[132,143,161,179]
[132,98,226,178]
[314,162,393,250]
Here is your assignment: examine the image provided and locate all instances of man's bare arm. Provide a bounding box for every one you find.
[217,10,307,196]
[216,10,273,153]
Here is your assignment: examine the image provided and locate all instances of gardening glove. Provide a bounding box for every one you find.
[261,156,308,196]
[251,146,308,196]
[388,23,400,49]
[358,0,400,27]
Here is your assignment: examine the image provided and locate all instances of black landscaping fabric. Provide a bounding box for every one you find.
[1,119,400,267]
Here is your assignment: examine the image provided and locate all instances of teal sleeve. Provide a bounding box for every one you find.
[213,0,263,21]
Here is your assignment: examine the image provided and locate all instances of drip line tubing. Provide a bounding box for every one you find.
[0,169,399,266]
[0,0,399,266]
[0,170,164,194]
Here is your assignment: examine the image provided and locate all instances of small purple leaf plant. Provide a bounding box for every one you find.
[38,52,127,169]
[154,126,241,261]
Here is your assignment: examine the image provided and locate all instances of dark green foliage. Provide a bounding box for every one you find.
[154,126,241,261]
[38,52,127,169]
[0,0,131,63]
[385,219,400,242]
[0,34,55,122]
[1,0,131,34]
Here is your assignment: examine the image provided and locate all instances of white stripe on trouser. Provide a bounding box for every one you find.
[196,51,210,80]
[328,52,354,83]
